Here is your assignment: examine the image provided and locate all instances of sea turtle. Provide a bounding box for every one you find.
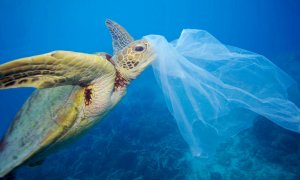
[0,19,156,177]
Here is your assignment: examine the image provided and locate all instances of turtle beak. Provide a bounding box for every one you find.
[105,19,134,54]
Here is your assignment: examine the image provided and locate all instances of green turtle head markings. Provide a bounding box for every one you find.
[0,19,156,177]
[113,40,155,81]
[106,19,155,81]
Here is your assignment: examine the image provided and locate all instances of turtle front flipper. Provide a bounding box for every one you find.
[0,51,115,89]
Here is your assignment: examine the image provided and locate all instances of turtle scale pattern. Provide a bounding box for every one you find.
[0,19,156,177]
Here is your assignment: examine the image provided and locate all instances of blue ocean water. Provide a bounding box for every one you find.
[0,0,300,179]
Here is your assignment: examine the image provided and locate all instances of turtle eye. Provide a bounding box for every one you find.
[134,44,146,52]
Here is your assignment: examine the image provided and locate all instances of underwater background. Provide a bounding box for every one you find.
[0,0,300,179]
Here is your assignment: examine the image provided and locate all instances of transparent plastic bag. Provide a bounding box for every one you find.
[144,29,300,157]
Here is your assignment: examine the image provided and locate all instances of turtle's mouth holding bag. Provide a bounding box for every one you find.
[113,40,157,81]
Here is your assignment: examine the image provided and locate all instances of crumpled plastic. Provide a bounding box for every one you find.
[144,29,300,157]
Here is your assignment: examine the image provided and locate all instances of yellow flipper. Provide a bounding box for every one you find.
[0,51,115,89]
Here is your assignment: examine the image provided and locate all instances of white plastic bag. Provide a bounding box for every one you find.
[144,29,300,157]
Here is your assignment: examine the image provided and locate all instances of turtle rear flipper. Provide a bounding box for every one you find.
[0,51,115,89]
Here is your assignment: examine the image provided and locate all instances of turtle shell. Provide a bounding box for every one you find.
[0,85,84,176]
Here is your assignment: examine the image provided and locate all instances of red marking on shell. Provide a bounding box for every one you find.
[84,87,93,106]
[108,59,115,66]
[101,53,127,90]
[105,54,112,60]
[114,70,129,91]
[102,53,115,66]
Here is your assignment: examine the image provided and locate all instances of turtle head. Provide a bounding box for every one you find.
[106,19,156,81]
[113,40,155,80]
